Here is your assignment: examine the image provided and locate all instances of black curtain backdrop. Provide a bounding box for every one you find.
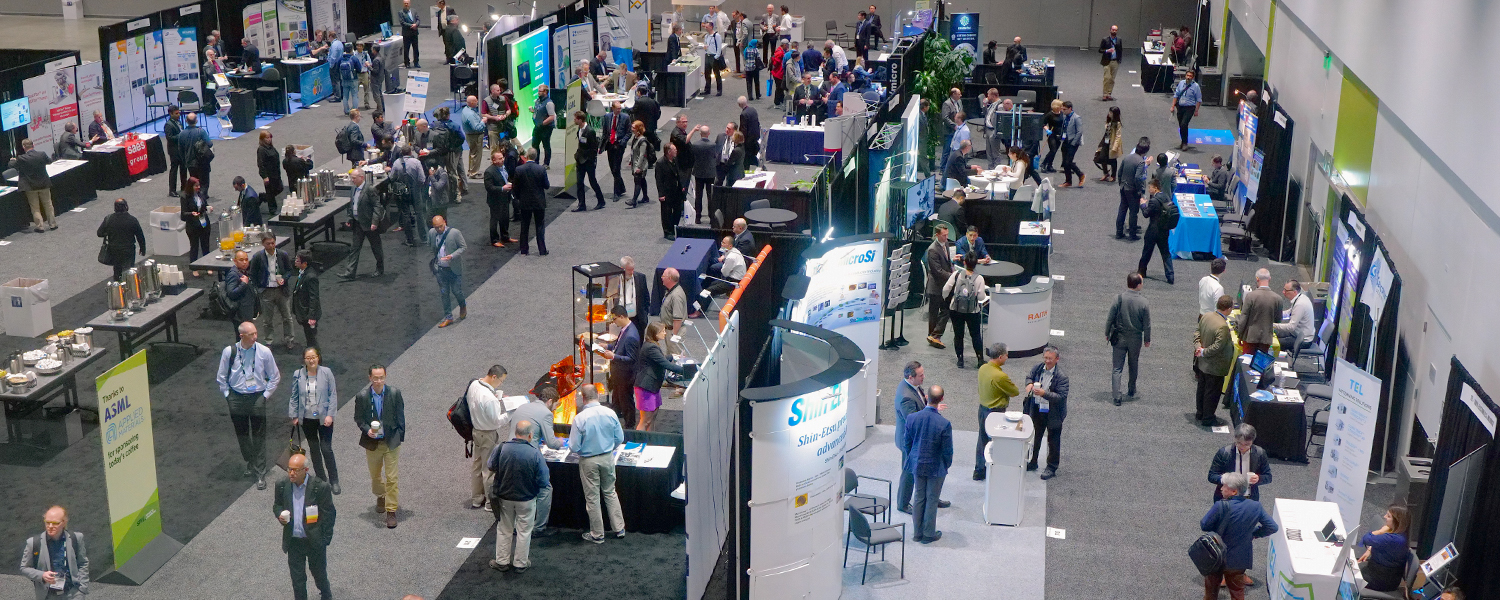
[1248,100,1294,261]
[1421,358,1499,598]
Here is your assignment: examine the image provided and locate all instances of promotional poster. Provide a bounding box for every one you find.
[795,241,885,330]
[144,30,169,110]
[95,351,165,568]
[277,0,310,57]
[46,67,80,146]
[22,75,55,157]
[77,61,108,136]
[123,35,151,131]
[947,13,979,63]
[508,27,551,146]
[109,40,136,132]
[162,28,201,102]
[1315,359,1381,530]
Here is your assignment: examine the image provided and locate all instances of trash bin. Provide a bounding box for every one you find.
[150,205,191,256]
[789,16,806,44]
[983,410,1033,526]
[2,278,52,337]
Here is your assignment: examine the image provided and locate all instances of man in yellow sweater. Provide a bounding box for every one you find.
[975,342,1019,480]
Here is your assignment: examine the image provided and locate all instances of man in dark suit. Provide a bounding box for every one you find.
[164,105,185,197]
[240,38,262,74]
[894,361,925,513]
[667,23,683,62]
[731,219,756,258]
[655,144,687,240]
[339,170,386,280]
[597,306,641,428]
[1137,176,1176,284]
[616,256,652,333]
[738,97,760,166]
[506,148,550,255]
[355,364,406,529]
[274,453,335,600]
[631,84,661,150]
[572,111,606,212]
[1022,346,1070,479]
[689,126,718,224]
[1238,269,1282,354]
[1209,424,1273,501]
[290,250,321,350]
[902,385,953,544]
[398,0,421,67]
[601,102,632,201]
[482,151,516,247]
[924,222,954,347]
[670,115,695,189]
[713,122,739,186]
[249,232,296,348]
[226,250,261,338]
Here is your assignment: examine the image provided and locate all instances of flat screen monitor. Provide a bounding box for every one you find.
[294,42,310,57]
[0,98,30,131]
[380,23,392,39]
[1251,350,1274,373]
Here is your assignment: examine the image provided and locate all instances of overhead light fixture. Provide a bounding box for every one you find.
[491,13,500,21]
[461,24,470,33]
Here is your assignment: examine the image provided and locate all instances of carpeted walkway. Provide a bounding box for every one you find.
[436,524,687,600]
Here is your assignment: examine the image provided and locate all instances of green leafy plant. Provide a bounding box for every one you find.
[910,34,974,171]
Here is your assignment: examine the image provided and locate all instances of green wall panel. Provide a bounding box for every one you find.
[1333,70,1378,205]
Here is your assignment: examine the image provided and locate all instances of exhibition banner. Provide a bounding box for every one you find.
[144,30,169,115]
[570,25,595,82]
[947,13,979,64]
[96,350,164,568]
[402,70,430,115]
[1315,359,1381,531]
[748,381,848,600]
[300,63,333,105]
[125,138,150,175]
[46,67,80,145]
[123,36,151,132]
[259,1,282,59]
[243,6,268,62]
[617,0,650,51]
[554,24,579,86]
[795,240,884,329]
[77,61,107,137]
[162,28,201,103]
[564,80,580,189]
[108,41,136,132]
[1360,249,1392,324]
[508,27,551,145]
[683,312,738,600]
[278,0,309,56]
[22,75,55,157]
[310,0,347,40]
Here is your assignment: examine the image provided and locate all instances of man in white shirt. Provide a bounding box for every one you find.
[705,5,731,38]
[824,40,848,74]
[467,365,510,510]
[702,22,725,97]
[613,256,651,333]
[706,236,746,296]
[1274,280,1315,352]
[1198,257,1227,316]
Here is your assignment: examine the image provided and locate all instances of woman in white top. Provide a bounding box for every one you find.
[288,347,341,493]
[942,251,991,368]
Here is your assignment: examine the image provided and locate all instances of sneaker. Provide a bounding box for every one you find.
[471,500,486,509]
[612,529,626,539]
[956,357,965,369]
[489,559,511,571]
[483,504,493,513]
[256,474,267,490]
[926,336,945,348]
[582,532,605,544]
[1040,468,1057,480]
[512,565,528,574]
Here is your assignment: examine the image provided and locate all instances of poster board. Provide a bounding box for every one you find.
[402,70,429,115]
[95,351,165,569]
[144,30,169,110]
[508,27,552,146]
[161,28,201,104]
[311,0,347,38]
[243,5,268,61]
[22,75,55,157]
[108,40,137,132]
[564,79,580,189]
[947,13,979,63]
[77,61,107,138]
[46,66,81,147]
[1314,358,1382,531]
[123,36,151,132]
[278,0,310,57]
[259,1,282,59]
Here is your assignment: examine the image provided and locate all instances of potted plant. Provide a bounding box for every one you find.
[910,34,974,174]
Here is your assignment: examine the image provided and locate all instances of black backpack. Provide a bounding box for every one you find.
[447,379,478,457]
[192,138,214,166]
[1161,195,1181,229]
[334,125,354,154]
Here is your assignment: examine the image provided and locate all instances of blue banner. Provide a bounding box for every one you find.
[948,13,979,64]
[299,63,332,106]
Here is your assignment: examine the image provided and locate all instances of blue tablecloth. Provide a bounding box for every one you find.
[765,127,830,165]
[1174,177,1207,195]
[652,237,716,315]
[1168,193,1222,258]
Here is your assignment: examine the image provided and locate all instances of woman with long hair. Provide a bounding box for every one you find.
[179,177,211,276]
[282,144,313,188]
[628,120,652,208]
[1358,505,1410,592]
[1094,106,1124,182]
[288,346,341,494]
[942,252,990,368]
[633,323,685,431]
[1005,146,1040,199]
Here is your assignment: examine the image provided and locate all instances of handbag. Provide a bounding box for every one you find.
[276,422,307,472]
[97,239,112,265]
[1188,500,1230,576]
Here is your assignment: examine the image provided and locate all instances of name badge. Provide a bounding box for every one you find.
[305,505,319,524]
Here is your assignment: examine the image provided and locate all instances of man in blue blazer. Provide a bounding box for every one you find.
[1022,346,1070,479]
[1200,472,1278,597]
[1208,423,1273,501]
[901,385,953,543]
[598,306,642,428]
[895,361,950,514]
[355,365,406,529]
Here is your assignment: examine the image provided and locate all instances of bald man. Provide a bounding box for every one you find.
[275,453,337,600]
[21,506,89,599]
[217,321,282,490]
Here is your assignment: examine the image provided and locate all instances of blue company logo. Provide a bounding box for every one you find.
[958,15,969,26]
[10,296,20,308]
[844,249,877,265]
[1348,379,1362,395]
[788,392,844,426]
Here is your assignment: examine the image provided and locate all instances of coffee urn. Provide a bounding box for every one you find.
[299,178,316,207]
[123,268,144,311]
[107,281,130,320]
[317,170,336,200]
[140,259,162,302]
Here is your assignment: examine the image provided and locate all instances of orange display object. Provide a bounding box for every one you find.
[540,347,605,426]
[718,245,772,332]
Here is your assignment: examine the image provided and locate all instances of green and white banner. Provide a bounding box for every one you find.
[96,350,163,569]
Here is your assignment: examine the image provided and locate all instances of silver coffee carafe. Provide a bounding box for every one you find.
[123,268,144,311]
[140,259,162,302]
[317,170,336,200]
[107,281,130,320]
[299,178,315,207]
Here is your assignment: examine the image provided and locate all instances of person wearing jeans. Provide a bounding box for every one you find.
[570,387,627,543]
[1200,472,1279,600]
[1059,101,1085,186]
[429,215,467,328]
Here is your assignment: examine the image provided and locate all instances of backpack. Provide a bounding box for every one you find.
[337,55,355,82]
[950,271,982,313]
[447,378,479,457]
[1161,195,1181,229]
[442,125,465,153]
[334,124,354,154]
[192,137,213,166]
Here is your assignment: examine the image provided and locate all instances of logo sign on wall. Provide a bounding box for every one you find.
[1314,359,1381,530]
[300,63,333,105]
[948,13,979,63]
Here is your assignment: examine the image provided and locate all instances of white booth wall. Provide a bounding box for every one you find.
[1247,0,1500,452]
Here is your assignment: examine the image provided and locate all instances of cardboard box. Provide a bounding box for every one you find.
[2,278,52,338]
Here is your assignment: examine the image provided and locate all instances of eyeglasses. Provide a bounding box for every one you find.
[44,521,64,526]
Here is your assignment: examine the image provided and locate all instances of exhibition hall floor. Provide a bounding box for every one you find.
[0,32,1407,599]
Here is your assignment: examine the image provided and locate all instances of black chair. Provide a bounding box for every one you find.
[825,20,847,47]
[842,467,891,524]
[1305,391,1332,455]
[1357,549,1421,600]
[452,65,475,105]
[254,67,288,116]
[1220,206,1254,258]
[144,85,171,131]
[842,506,905,585]
[177,90,202,114]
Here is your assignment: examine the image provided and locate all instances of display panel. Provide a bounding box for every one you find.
[508,27,551,145]
[1,98,31,131]
[792,240,884,329]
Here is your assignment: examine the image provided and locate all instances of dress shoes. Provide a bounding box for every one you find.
[927,336,945,348]
[1026,462,1038,472]
[489,560,511,572]
[972,468,985,481]
[385,511,397,528]
[897,505,912,514]
[1113,396,1122,406]
[572,206,588,212]
[938,500,952,508]
[594,203,606,210]
[918,531,942,544]
[376,496,386,513]
[459,306,467,320]
[331,482,341,495]
[438,318,454,328]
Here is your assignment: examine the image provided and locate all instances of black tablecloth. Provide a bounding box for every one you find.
[1,161,98,237]
[84,135,168,190]
[1229,359,1308,462]
[542,429,685,534]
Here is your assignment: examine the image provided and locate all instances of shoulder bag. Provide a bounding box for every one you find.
[1188,500,1230,576]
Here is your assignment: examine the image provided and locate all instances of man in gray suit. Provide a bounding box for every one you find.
[1104,272,1151,405]
[1238,268,1282,354]
[339,169,386,280]
[429,214,467,327]
[689,126,719,224]
[924,223,954,347]
[20,505,89,600]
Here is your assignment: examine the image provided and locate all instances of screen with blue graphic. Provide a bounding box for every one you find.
[1,98,30,131]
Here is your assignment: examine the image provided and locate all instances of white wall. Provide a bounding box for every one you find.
[1265,10,1339,196]
[1224,0,1269,54]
